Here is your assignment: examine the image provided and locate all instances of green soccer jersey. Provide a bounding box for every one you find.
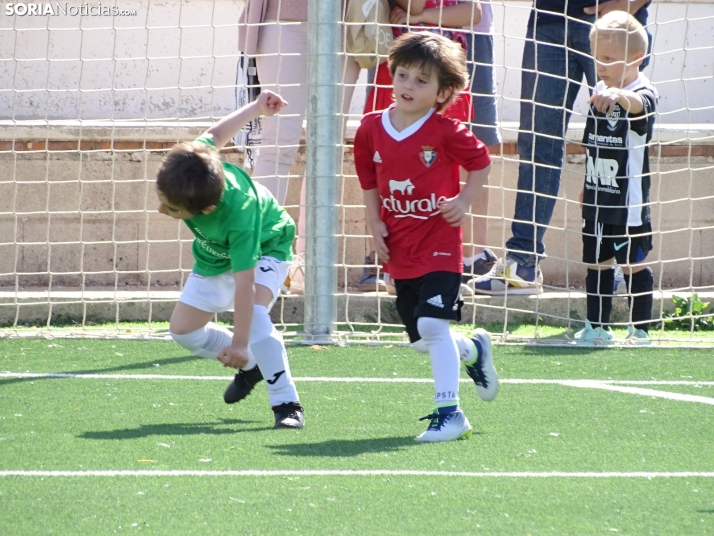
[183,136,295,276]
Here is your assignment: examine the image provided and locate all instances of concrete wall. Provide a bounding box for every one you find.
[1,143,712,290]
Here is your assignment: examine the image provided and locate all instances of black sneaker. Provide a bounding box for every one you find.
[223,366,263,404]
[272,402,305,429]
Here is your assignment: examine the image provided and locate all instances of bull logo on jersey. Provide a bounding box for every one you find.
[419,145,437,167]
[606,105,621,131]
[389,178,415,195]
[382,180,448,220]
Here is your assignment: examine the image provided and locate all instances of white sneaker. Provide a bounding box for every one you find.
[416,408,472,443]
[288,253,304,295]
[625,326,652,346]
[464,329,499,401]
[573,320,614,346]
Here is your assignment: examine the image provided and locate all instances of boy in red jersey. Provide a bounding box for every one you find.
[354,32,499,442]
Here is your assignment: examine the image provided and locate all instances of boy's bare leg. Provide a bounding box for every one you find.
[223,284,290,404]
[169,302,256,369]
[168,283,273,367]
[169,303,215,335]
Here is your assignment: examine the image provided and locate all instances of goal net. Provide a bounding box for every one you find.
[1,1,712,346]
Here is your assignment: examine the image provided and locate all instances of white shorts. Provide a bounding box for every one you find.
[179,256,289,313]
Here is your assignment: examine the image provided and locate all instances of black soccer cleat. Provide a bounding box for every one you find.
[223,366,263,404]
[272,402,305,429]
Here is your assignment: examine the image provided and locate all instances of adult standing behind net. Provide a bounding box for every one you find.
[238,0,361,294]
[472,0,650,295]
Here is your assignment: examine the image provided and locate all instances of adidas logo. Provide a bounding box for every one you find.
[427,295,444,308]
[373,151,382,163]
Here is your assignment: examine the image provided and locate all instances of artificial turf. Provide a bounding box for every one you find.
[0,339,712,534]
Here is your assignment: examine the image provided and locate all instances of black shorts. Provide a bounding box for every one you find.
[394,271,463,343]
[582,220,653,265]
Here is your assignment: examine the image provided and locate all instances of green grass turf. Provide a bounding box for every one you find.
[5,318,714,345]
[0,340,712,534]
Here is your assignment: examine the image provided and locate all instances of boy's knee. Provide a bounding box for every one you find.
[411,338,428,354]
[168,322,192,336]
[416,317,450,342]
[170,327,208,353]
[630,267,653,289]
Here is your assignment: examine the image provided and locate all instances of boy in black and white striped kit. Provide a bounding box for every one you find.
[577,10,657,345]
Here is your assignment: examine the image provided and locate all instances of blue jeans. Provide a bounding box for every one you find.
[505,10,596,266]
[467,33,500,147]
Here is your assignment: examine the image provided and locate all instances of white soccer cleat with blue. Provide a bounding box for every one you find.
[625,325,652,346]
[416,408,472,443]
[465,328,499,402]
[573,320,614,346]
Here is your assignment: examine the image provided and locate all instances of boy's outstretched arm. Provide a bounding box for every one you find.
[216,268,255,369]
[205,91,288,150]
[441,165,491,227]
[589,87,644,115]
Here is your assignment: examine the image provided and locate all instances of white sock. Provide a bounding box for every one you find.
[452,332,476,364]
[170,323,256,370]
[250,305,299,406]
[416,317,459,407]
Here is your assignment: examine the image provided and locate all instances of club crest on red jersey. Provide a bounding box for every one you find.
[419,145,437,168]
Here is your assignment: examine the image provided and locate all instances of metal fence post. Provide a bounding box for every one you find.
[304,0,340,341]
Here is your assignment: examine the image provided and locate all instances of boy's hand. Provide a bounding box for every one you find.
[255,91,288,117]
[579,186,584,210]
[440,196,469,227]
[589,87,621,114]
[217,343,250,369]
[370,220,390,263]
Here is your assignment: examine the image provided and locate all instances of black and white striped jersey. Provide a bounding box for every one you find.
[581,75,657,227]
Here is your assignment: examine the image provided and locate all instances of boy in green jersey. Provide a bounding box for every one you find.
[156,91,304,429]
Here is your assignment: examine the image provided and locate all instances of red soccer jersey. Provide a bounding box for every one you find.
[354,107,491,280]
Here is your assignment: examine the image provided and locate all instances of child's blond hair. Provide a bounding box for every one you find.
[388,32,469,112]
[590,10,648,59]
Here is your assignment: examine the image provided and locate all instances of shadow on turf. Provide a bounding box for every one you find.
[0,355,206,388]
[267,436,429,457]
[78,418,270,440]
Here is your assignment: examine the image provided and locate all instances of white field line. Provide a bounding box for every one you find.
[2,373,713,405]
[1,470,713,478]
[1,372,713,387]
[556,380,714,405]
